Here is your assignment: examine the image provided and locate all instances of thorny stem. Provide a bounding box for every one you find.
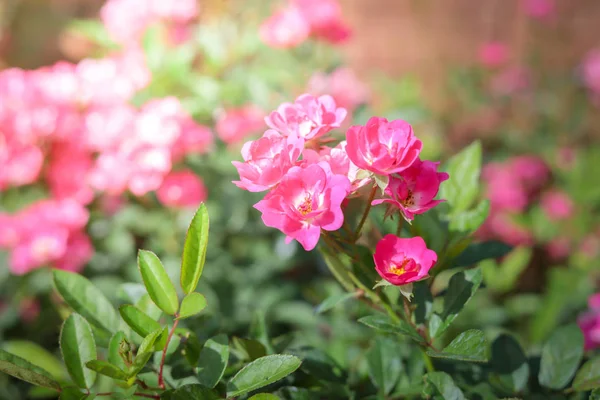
[353,185,377,242]
[158,317,180,389]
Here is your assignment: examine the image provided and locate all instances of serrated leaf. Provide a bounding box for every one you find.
[53,270,119,334]
[439,141,481,214]
[197,334,229,388]
[358,314,424,343]
[177,292,207,320]
[367,337,403,395]
[60,314,97,388]
[226,355,302,397]
[85,360,127,381]
[573,356,600,391]
[427,330,489,362]
[424,371,465,400]
[315,292,357,314]
[108,332,128,372]
[119,305,161,338]
[181,204,210,294]
[539,324,584,390]
[138,250,179,316]
[0,349,60,390]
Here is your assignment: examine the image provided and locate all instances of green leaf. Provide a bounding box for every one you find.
[0,349,60,390]
[482,247,532,293]
[424,372,465,400]
[249,395,280,400]
[85,360,127,381]
[591,388,600,400]
[427,330,489,362]
[573,356,600,391]
[119,305,161,338]
[111,384,138,399]
[315,292,357,314]
[413,281,433,324]
[177,292,207,320]
[197,334,229,388]
[452,241,513,268]
[59,386,87,400]
[53,270,119,334]
[366,337,403,395]
[129,328,165,377]
[108,332,129,371]
[539,324,584,390]
[136,294,163,321]
[290,346,346,383]
[180,204,210,294]
[60,314,97,389]
[490,334,529,393]
[431,267,482,338]
[232,338,267,362]
[439,140,481,214]
[320,248,355,292]
[161,384,220,399]
[358,314,424,343]
[448,200,489,234]
[138,250,179,316]
[2,341,66,381]
[226,355,302,397]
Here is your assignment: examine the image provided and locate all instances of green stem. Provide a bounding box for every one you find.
[354,185,377,242]
[421,348,435,373]
[158,317,179,389]
[396,216,404,237]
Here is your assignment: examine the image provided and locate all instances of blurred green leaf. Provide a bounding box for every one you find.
[197,334,229,388]
[358,314,424,343]
[226,355,302,397]
[439,141,482,214]
[489,334,529,394]
[482,247,531,293]
[181,204,210,294]
[573,356,600,391]
[85,360,127,381]
[0,349,60,391]
[290,347,346,383]
[138,250,179,316]
[448,200,489,234]
[58,386,86,400]
[161,384,220,400]
[452,241,513,268]
[423,371,465,400]
[119,305,161,338]
[413,281,433,324]
[314,292,357,314]
[367,337,403,395]
[2,341,66,382]
[539,324,584,390]
[249,395,280,400]
[177,292,207,320]
[427,330,489,362]
[60,314,97,389]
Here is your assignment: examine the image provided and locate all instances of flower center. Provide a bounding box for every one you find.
[389,258,411,276]
[401,190,415,207]
[297,195,313,216]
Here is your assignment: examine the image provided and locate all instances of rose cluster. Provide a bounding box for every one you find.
[233,93,448,287]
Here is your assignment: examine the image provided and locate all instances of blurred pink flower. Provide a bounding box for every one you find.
[254,162,350,250]
[541,190,574,221]
[308,67,369,111]
[374,235,437,286]
[478,211,534,247]
[292,0,351,44]
[54,232,93,273]
[216,106,265,145]
[46,142,95,205]
[522,0,555,20]
[259,6,311,48]
[490,66,530,96]
[156,170,207,208]
[18,298,40,323]
[545,236,571,261]
[478,41,509,68]
[582,49,600,95]
[578,293,600,350]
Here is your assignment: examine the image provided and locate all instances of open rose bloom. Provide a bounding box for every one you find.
[374,235,437,286]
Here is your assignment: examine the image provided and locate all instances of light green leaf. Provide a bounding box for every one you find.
[135,294,163,321]
[138,250,179,316]
[128,328,165,377]
[448,200,489,234]
[249,395,280,400]
[358,314,424,343]
[367,337,403,395]
[59,386,87,400]
[2,341,66,381]
[427,330,489,362]
[197,334,229,388]
[482,247,532,293]
[539,324,584,390]
[424,371,465,400]
[108,332,129,372]
[85,360,127,381]
[226,355,302,397]
[119,305,161,338]
[177,292,207,320]
[180,204,210,294]
[373,175,389,194]
[573,356,600,391]
[438,141,481,214]
[60,314,97,389]
[53,270,119,334]
[315,292,357,314]
[0,349,60,390]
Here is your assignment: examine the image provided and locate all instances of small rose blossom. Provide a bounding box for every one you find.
[478,41,509,68]
[266,94,347,140]
[374,235,437,286]
[345,117,422,176]
[156,170,207,208]
[259,6,311,48]
[372,158,449,221]
[541,190,574,221]
[232,130,304,192]
[254,162,350,251]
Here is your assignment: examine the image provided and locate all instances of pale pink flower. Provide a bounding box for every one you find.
[478,41,509,68]
[0,144,44,190]
[345,117,422,176]
[254,162,350,251]
[54,232,93,273]
[46,142,95,205]
[10,227,69,275]
[522,0,555,20]
[266,94,347,140]
[582,49,600,94]
[374,235,437,286]
[216,106,265,145]
[372,158,449,221]
[259,6,311,48]
[308,68,369,111]
[232,130,304,192]
[83,105,137,151]
[541,190,574,221]
[292,0,351,43]
[156,170,207,208]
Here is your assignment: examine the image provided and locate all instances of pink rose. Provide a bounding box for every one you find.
[216,106,265,145]
[372,158,449,221]
[374,235,437,286]
[478,41,509,68]
[582,49,600,95]
[541,190,574,221]
[345,117,422,176]
[578,293,600,350]
[232,130,304,192]
[292,0,351,44]
[522,0,555,20]
[265,94,347,140]
[254,162,350,251]
[259,6,311,48]
[156,170,207,208]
